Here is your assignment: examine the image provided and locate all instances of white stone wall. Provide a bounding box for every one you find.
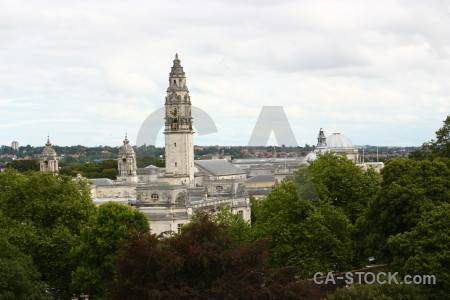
[91,185,136,200]
[164,132,194,184]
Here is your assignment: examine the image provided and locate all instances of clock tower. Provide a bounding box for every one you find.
[164,54,195,186]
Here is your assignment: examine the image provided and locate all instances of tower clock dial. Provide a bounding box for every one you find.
[169,106,179,118]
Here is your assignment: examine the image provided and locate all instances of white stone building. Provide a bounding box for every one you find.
[305,129,359,163]
[305,128,384,172]
[89,55,251,235]
[39,137,59,173]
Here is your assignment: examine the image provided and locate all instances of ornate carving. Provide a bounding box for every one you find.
[175,191,188,206]
[236,183,248,197]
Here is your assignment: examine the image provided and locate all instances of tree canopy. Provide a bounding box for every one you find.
[388,202,450,299]
[110,213,325,300]
[355,157,450,261]
[59,159,118,180]
[0,169,96,299]
[252,182,355,274]
[410,115,450,160]
[0,234,53,300]
[298,152,381,223]
[71,202,150,299]
[6,159,40,172]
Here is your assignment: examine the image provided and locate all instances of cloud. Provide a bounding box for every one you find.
[0,0,449,146]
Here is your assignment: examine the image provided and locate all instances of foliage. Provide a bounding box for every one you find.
[0,234,53,300]
[136,155,165,168]
[110,213,326,300]
[252,182,354,274]
[71,202,150,299]
[298,152,381,223]
[59,159,118,179]
[355,158,450,262]
[6,159,40,172]
[0,169,95,299]
[388,202,450,299]
[329,283,426,300]
[414,115,450,159]
[201,206,253,247]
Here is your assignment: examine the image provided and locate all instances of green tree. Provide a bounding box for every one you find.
[71,202,150,300]
[422,115,450,159]
[136,155,164,168]
[410,115,450,160]
[253,182,354,274]
[388,202,450,299]
[6,159,40,172]
[355,158,450,262]
[0,169,95,299]
[59,160,118,180]
[298,152,381,223]
[207,206,252,247]
[0,234,53,300]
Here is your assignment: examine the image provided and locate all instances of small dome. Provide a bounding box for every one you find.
[41,137,57,157]
[42,146,57,157]
[327,133,354,149]
[119,136,135,155]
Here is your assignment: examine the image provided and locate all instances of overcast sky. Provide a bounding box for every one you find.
[1,0,449,147]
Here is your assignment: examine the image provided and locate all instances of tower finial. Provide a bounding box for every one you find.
[175,53,178,59]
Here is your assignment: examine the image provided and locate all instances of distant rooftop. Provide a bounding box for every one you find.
[90,178,115,186]
[195,159,245,176]
[245,174,275,183]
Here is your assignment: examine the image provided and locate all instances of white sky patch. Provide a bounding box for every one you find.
[0,0,449,147]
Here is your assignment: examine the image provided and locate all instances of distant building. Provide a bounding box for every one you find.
[89,55,251,235]
[11,141,19,151]
[305,128,384,172]
[39,137,59,173]
[305,129,359,163]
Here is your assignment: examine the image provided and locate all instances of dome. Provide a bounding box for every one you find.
[41,138,57,158]
[327,133,354,150]
[42,146,57,157]
[119,136,135,155]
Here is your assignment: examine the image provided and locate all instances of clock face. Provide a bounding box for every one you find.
[169,106,179,118]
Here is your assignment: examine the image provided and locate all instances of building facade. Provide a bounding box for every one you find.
[39,137,59,173]
[89,55,251,235]
[11,141,19,151]
[163,54,195,186]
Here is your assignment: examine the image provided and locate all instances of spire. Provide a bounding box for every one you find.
[46,135,52,147]
[317,128,327,148]
[170,53,185,77]
[123,133,129,145]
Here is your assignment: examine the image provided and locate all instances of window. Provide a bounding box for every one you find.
[174,142,176,147]
[216,185,223,192]
[238,210,244,217]
[177,223,184,234]
[173,79,176,84]
[175,162,177,167]
[151,194,159,200]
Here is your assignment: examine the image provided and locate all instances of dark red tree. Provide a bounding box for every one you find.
[110,213,325,300]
